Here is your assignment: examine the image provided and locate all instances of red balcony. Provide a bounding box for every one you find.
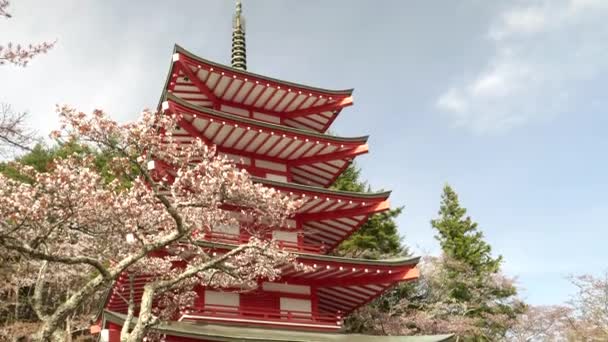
[203,231,325,254]
[180,304,341,331]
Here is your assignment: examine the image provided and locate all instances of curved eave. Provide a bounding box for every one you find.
[193,239,419,267]
[191,240,419,315]
[153,174,391,250]
[160,45,355,133]
[297,253,420,267]
[253,177,390,200]
[104,243,419,319]
[254,178,392,251]
[174,44,353,96]
[165,94,368,145]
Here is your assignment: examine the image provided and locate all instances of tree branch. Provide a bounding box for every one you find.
[31,261,49,320]
[3,239,112,279]
[120,274,135,341]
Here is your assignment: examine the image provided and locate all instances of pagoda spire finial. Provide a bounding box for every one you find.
[231,0,247,70]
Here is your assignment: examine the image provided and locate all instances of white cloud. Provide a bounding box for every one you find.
[0,0,226,139]
[437,88,467,114]
[437,0,608,134]
[489,7,548,40]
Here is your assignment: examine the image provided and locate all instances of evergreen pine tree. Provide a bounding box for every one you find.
[428,184,522,339]
[332,164,417,333]
[431,184,502,275]
[332,164,407,258]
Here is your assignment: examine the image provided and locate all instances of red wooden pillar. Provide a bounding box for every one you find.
[296,219,304,251]
[311,286,319,317]
[103,322,121,342]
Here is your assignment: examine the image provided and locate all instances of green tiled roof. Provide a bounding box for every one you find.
[104,310,454,342]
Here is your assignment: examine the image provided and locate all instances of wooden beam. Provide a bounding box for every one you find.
[176,59,219,104]
[176,118,214,146]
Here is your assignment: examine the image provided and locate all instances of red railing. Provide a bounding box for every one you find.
[203,231,324,253]
[183,304,341,328]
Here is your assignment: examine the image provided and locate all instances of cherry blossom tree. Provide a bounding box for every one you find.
[564,273,608,340]
[0,1,54,157]
[0,40,55,67]
[506,273,608,341]
[507,305,573,342]
[1,1,55,67]
[347,256,523,340]
[0,106,301,341]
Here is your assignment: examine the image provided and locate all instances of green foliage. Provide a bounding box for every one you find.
[0,146,47,182]
[332,164,416,333]
[331,165,366,192]
[337,208,406,259]
[348,184,525,338]
[428,184,522,340]
[332,164,407,259]
[431,184,502,275]
[0,141,129,187]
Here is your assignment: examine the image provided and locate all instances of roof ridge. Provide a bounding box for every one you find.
[173,44,354,95]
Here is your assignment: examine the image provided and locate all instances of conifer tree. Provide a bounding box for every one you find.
[426,184,522,340]
[332,164,406,258]
[333,164,416,333]
[431,184,502,275]
[349,185,524,339]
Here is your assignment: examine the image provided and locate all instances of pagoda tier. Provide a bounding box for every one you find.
[151,161,391,253]
[257,178,390,252]
[104,244,419,331]
[163,45,354,133]
[100,310,455,342]
[163,94,368,188]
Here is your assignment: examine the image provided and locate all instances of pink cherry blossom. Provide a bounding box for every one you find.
[0,106,300,341]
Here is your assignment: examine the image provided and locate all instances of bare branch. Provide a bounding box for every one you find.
[0,103,37,154]
[0,0,10,18]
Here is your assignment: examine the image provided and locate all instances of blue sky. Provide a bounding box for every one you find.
[2,0,607,305]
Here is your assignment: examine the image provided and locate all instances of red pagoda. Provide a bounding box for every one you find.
[96,2,453,341]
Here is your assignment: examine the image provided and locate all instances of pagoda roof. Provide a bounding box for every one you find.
[193,241,420,315]
[255,177,392,250]
[162,45,354,133]
[257,177,390,198]
[104,240,418,316]
[103,310,455,342]
[153,170,391,251]
[164,95,368,188]
[195,239,418,266]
